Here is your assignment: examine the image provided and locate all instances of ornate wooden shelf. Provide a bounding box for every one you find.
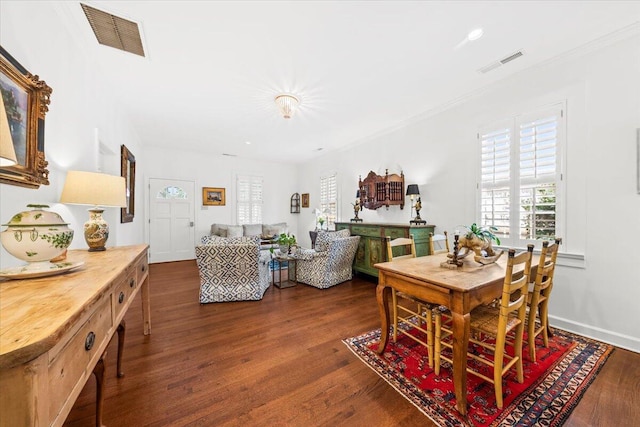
[358,169,405,210]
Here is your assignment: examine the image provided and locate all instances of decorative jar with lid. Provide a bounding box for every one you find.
[1,204,74,268]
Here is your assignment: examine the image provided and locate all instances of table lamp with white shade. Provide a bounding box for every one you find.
[60,170,126,251]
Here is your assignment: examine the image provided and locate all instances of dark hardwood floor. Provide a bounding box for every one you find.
[64,260,640,427]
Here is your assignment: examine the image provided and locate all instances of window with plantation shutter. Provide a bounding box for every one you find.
[479,103,564,247]
[320,173,337,229]
[237,175,263,225]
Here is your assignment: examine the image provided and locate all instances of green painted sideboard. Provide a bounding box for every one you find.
[335,222,436,277]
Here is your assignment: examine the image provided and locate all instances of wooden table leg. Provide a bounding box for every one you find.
[93,352,107,427]
[451,309,470,416]
[116,320,126,378]
[141,277,151,335]
[375,280,391,354]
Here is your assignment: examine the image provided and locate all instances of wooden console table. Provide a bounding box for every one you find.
[0,245,150,427]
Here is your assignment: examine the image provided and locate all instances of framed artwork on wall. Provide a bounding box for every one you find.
[0,46,52,188]
[121,145,136,223]
[203,187,225,206]
[301,193,309,208]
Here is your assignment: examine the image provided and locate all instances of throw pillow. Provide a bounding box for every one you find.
[227,225,243,238]
[262,222,288,237]
[210,224,230,237]
[201,235,225,245]
[242,224,263,237]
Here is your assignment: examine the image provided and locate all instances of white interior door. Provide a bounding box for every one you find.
[149,178,195,263]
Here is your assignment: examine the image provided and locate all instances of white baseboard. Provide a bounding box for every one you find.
[549,315,640,353]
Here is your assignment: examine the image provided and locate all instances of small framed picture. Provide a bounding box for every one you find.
[203,187,225,206]
[301,193,309,208]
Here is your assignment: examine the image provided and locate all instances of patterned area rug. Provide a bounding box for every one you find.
[343,326,613,427]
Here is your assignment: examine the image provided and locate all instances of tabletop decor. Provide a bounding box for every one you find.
[351,190,363,222]
[452,223,504,264]
[344,325,613,427]
[0,46,52,188]
[0,204,74,275]
[59,171,127,251]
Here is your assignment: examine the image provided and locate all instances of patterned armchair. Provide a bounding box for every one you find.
[196,236,271,303]
[296,230,360,289]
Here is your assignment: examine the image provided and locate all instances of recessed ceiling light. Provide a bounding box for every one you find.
[467,28,484,41]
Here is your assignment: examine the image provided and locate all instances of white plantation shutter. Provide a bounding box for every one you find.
[518,111,559,240]
[237,175,263,224]
[480,125,512,238]
[479,104,564,246]
[320,173,337,228]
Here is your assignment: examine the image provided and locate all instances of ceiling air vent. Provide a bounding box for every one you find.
[478,50,525,74]
[81,3,145,57]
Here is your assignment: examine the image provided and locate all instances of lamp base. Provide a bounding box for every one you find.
[410,219,426,225]
[84,208,109,252]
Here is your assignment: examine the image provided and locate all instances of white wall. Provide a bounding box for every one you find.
[295,31,640,352]
[144,147,299,245]
[0,2,145,268]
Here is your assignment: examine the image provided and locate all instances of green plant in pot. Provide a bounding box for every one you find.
[463,223,501,246]
[456,223,503,264]
[272,232,296,255]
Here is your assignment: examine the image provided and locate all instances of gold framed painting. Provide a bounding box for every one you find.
[121,145,136,223]
[203,187,225,206]
[0,46,52,188]
[301,193,309,208]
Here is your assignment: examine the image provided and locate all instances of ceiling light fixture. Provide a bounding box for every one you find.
[274,94,300,119]
[467,28,484,41]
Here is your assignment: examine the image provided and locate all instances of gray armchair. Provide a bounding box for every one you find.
[296,232,360,289]
[196,236,271,303]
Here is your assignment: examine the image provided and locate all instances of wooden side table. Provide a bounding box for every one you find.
[272,254,298,288]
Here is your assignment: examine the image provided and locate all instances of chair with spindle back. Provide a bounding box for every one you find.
[429,231,450,255]
[527,238,561,361]
[435,245,535,409]
[385,235,439,368]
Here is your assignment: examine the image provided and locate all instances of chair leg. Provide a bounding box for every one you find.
[93,352,107,427]
[540,301,550,347]
[116,320,126,378]
[434,313,442,375]
[425,307,434,368]
[493,334,506,409]
[527,307,538,362]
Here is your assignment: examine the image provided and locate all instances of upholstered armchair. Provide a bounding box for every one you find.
[296,230,360,289]
[196,236,271,303]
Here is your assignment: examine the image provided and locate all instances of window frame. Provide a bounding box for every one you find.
[236,174,263,225]
[319,172,338,230]
[477,102,566,248]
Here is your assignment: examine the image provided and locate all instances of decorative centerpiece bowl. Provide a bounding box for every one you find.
[1,204,74,269]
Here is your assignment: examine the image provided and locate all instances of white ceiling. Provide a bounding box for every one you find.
[57,1,640,164]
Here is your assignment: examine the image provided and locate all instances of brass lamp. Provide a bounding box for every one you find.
[406,184,426,225]
[60,170,126,251]
[0,91,18,166]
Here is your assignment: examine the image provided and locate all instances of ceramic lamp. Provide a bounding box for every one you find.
[59,171,126,251]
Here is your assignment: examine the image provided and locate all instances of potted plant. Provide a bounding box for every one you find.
[317,217,325,231]
[462,223,501,246]
[273,232,297,255]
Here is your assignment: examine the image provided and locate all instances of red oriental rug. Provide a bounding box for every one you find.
[343,326,613,427]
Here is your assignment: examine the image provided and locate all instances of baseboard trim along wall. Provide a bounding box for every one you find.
[550,315,640,354]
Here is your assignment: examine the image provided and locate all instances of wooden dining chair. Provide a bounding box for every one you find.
[429,231,450,255]
[385,235,437,368]
[434,245,534,409]
[527,238,561,362]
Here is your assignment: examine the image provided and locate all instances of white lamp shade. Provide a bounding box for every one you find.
[0,90,18,167]
[60,170,127,207]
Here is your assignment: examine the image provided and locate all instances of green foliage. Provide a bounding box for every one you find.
[464,223,501,245]
[276,232,296,246]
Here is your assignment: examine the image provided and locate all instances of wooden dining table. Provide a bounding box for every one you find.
[374,252,538,416]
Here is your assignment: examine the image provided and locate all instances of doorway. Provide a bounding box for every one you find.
[148,178,196,263]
